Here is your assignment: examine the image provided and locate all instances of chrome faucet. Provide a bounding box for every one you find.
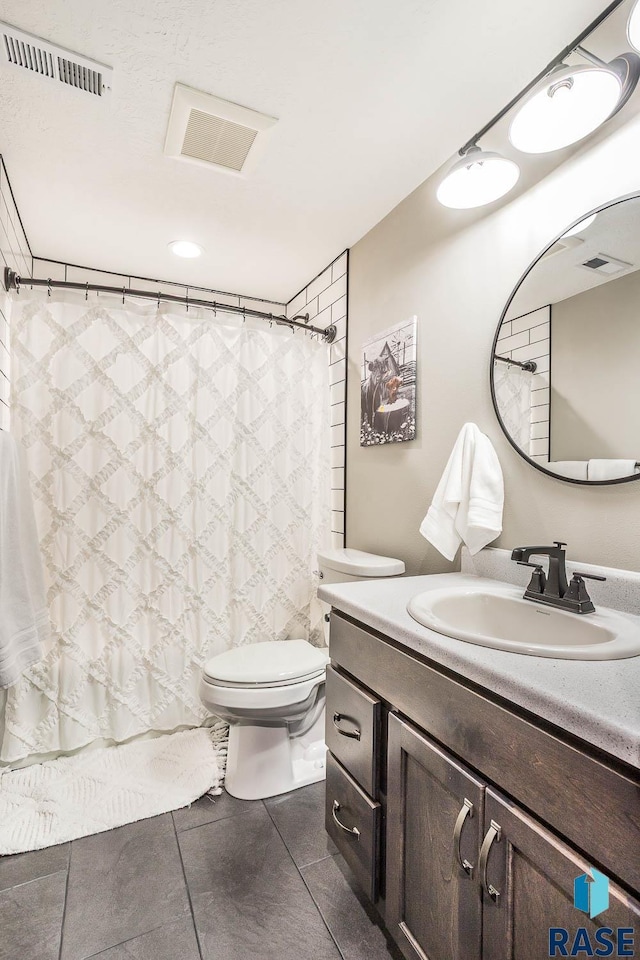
[510,542,606,614]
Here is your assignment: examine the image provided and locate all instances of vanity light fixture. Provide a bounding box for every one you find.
[436,146,520,209]
[628,0,640,52]
[168,240,204,258]
[436,1,638,209]
[509,62,622,154]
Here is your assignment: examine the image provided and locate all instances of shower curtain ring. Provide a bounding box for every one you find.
[47,278,51,297]
[243,308,246,324]
[15,275,20,295]
[85,282,89,301]
[122,287,126,305]
[157,291,161,309]
[186,289,189,313]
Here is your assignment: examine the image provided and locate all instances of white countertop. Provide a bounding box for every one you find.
[318,572,640,771]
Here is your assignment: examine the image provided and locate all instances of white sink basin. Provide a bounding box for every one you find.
[407,582,640,660]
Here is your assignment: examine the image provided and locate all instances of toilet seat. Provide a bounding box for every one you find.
[203,639,329,688]
[200,671,325,711]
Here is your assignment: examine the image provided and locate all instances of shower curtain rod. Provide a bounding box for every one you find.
[3,268,337,343]
[494,354,537,373]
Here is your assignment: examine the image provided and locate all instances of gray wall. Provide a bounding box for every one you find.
[346,115,640,575]
[551,268,640,461]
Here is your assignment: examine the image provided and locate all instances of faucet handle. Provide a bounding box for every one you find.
[518,561,546,595]
[565,571,604,614]
[554,541,567,549]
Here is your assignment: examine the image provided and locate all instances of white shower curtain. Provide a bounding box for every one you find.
[493,361,533,454]
[1,292,330,763]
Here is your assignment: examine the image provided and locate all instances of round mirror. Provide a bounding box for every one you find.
[491,194,640,484]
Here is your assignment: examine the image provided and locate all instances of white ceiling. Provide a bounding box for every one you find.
[0,0,614,300]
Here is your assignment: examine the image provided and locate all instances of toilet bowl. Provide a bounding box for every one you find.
[200,639,329,800]
[199,549,405,801]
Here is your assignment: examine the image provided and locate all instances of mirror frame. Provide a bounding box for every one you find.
[490,191,640,486]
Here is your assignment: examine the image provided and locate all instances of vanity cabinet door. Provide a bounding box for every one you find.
[481,788,640,960]
[386,713,484,960]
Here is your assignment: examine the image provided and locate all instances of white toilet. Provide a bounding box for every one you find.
[199,547,405,800]
[315,547,406,644]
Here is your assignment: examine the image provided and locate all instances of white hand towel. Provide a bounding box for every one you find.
[549,461,588,481]
[587,459,638,481]
[420,423,504,562]
[0,432,49,688]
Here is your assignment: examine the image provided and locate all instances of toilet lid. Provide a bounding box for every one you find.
[203,639,329,687]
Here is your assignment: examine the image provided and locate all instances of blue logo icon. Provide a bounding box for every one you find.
[573,868,609,920]
[549,869,633,955]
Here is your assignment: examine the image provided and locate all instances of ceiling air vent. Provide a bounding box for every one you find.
[578,253,632,276]
[0,21,112,98]
[164,84,277,176]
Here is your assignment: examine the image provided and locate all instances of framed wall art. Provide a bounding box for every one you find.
[360,316,417,446]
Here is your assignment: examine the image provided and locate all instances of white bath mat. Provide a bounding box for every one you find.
[0,723,228,855]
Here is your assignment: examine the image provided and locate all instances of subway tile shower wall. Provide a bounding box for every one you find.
[497,305,550,464]
[0,159,33,430]
[287,252,348,549]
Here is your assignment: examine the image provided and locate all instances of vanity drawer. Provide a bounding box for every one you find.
[325,752,381,902]
[325,664,381,796]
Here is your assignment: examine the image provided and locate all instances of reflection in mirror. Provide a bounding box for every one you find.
[492,195,640,484]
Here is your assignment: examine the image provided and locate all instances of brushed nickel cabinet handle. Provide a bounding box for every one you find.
[479,820,502,902]
[453,797,475,877]
[333,712,361,741]
[332,800,360,838]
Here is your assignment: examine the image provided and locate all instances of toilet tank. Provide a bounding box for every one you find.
[318,548,405,584]
[317,548,405,643]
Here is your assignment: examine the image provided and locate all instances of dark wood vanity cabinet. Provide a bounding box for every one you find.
[325,611,640,960]
[480,791,640,960]
[386,713,484,960]
[385,715,639,960]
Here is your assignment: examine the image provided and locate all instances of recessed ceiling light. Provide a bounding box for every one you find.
[509,64,622,154]
[168,240,204,258]
[436,147,520,209]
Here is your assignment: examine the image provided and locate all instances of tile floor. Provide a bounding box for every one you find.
[0,782,403,960]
